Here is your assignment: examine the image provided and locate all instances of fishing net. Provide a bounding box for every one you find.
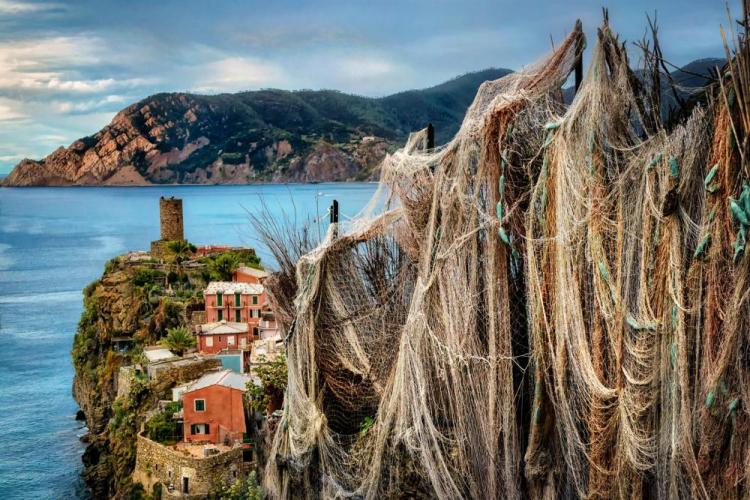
[259,16,750,500]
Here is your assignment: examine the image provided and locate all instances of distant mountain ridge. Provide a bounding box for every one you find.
[2,68,511,186]
[2,62,722,187]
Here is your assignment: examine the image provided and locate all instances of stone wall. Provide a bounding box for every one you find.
[150,240,168,259]
[160,197,184,241]
[133,434,244,498]
[147,355,220,380]
[190,310,206,330]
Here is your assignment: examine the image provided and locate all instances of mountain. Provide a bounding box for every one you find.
[2,60,723,187]
[2,68,511,186]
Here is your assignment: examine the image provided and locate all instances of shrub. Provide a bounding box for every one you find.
[219,471,263,500]
[248,354,287,412]
[164,401,182,415]
[145,411,179,444]
[132,268,163,287]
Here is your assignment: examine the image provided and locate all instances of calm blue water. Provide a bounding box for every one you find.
[0,183,377,499]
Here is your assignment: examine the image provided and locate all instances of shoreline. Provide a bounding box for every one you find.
[0,180,379,189]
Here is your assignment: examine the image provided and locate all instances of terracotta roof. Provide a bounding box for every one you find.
[205,281,263,295]
[236,266,269,279]
[199,320,249,335]
[185,369,252,393]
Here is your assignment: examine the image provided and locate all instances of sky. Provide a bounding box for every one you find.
[0,0,739,174]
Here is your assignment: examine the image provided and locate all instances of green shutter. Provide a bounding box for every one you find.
[252,295,258,305]
[218,309,223,321]
[217,293,222,306]
[235,292,241,306]
[235,309,241,322]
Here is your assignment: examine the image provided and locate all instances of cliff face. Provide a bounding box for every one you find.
[3,69,512,186]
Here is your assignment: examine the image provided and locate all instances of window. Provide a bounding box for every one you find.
[253,327,259,338]
[195,399,205,412]
[205,336,213,347]
[250,309,260,319]
[218,309,223,321]
[216,293,222,306]
[240,337,247,348]
[228,335,235,346]
[234,292,241,307]
[190,423,209,434]
[252,295,258,305]
[235,309,241,322]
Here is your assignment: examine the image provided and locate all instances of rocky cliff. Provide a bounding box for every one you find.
[4,69,511,186]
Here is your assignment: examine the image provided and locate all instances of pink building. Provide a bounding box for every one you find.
[197,321,251,355]
[204,282,265,329]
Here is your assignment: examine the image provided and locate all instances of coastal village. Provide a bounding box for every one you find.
[109,197,284,498]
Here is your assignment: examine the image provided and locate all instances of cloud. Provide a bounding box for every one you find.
[0,153,24,162]
[339,56,400,79]
[0,97,26,120]
[53,94,127,114]
[191,56,286,93]
[0,36,107,92]
[0,0,60,14]
[230,26,366,50]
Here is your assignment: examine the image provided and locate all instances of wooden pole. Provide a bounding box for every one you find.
[574,20,584,93]
[427,123,435,149]
[329,199,339,224]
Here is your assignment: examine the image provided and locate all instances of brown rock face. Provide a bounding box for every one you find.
[4,106,159,186]
[286,142,359,182]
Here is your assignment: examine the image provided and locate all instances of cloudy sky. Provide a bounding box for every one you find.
[0,0,738,174]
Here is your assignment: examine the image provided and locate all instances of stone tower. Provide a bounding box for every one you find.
[159,196,184,241]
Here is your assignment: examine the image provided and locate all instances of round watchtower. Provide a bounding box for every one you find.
[160,196,184,241]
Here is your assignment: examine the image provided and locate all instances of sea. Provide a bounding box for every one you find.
[0,183,378,499]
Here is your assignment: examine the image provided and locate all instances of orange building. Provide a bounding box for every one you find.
[182,370,253,445]
[233,266,268,284]
[197,321,252,354]
[204,282,265,326]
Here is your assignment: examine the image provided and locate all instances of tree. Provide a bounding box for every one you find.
[160,326,195,356]
[166,239,193,265]
[166,240,194,287]
[209,253,241,281]
[248,354,287,413]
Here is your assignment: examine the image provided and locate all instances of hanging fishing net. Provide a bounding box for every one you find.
[258,15,750,499]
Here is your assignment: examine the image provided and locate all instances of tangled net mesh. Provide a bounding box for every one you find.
[259,16,750,500]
